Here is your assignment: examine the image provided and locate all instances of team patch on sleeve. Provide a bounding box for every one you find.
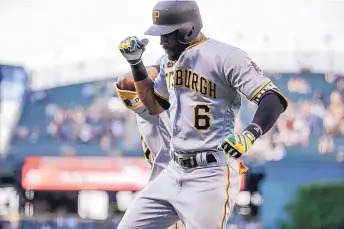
[250,60,262,73]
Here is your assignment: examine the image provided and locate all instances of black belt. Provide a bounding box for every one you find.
[173,153,217,168]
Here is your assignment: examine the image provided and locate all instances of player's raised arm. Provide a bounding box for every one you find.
[218,48,288,159]
[118,36,170,115]
[114,65,160,114]
[116,66,160,92]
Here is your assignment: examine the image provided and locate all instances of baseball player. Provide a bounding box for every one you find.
[115,57,186,229]
[117,0,288,228]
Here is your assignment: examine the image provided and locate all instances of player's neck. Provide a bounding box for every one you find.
[190,33,206,46]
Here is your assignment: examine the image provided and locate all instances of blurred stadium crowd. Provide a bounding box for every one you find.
[239,72,344,163]
[9,80,141,159]
[5,72,344,163]
[1,67,343,228]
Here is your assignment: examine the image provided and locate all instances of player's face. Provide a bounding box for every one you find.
[160,31,188,61]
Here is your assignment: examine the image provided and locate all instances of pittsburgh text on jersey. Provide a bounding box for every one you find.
[166,69,217,99]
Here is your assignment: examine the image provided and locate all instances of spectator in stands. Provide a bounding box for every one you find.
[312,90,325,107]
[324,91,344,135]
[287,77,311,94]
[298,101,322,134]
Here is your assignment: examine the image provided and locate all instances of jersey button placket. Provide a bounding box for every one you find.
[172,63,181,138]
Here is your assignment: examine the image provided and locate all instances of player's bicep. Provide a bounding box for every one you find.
[224,48,288,109]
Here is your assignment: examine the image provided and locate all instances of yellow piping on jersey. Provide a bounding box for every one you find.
[185,37,209,51]
[115,87,138,100]
[154,90,169,101]
[249,80,272,102]
[220,165,230,229]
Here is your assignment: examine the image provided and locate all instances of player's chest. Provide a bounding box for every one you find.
[164,61,222,100]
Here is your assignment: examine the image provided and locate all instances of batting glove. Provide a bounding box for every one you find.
[118,36,149,65]
[217,131,256,159]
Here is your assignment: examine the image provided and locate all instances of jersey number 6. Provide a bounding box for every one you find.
[193,104,211,131]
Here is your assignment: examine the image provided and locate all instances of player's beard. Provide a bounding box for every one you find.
[164,44,188,61]
[161,31,189,61]
[162,41,189,61]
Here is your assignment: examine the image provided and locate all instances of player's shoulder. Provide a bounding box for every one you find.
[155,54,168,65]
[159,55,172,67]
[202,37,246,59]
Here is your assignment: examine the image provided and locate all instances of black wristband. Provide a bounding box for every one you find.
[243,123,262,140]
[130,60,148,82]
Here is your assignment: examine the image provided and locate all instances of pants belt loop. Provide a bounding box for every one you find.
[201,152,208,166]
[195,153,202,166]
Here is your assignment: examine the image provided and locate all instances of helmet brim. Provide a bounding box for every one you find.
[144,24,179,36]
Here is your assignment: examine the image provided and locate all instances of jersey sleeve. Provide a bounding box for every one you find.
[153,61,170,110]
[114,82,147,115]
[224,48,288,111]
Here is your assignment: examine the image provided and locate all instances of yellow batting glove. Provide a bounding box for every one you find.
[118,36,149,65]
[217,131,256,159]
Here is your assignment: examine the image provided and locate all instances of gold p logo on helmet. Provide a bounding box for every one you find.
[153,10,160,22]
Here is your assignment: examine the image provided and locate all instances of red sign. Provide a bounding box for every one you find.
[21,157,151,191]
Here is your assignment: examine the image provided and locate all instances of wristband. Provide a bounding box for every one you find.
[243,123,262,140]
[130,60,148,82]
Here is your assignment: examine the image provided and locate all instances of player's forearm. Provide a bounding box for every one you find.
[130,62,164,115]
[134,78,165,115]
[244,92,285,138]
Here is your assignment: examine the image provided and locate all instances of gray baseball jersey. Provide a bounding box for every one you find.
[153,37,282,154]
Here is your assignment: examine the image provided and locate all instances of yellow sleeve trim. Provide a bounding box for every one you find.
[115,86,138,100]
[249,80,272,101]
[154,90,169,102]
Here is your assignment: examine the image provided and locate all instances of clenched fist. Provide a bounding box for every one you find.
[118,36,149,65]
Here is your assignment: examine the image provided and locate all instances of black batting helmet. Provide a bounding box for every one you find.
[144,0,203,44]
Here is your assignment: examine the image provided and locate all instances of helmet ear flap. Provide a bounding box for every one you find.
[178,25,196,44]
[185,26,195,40]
